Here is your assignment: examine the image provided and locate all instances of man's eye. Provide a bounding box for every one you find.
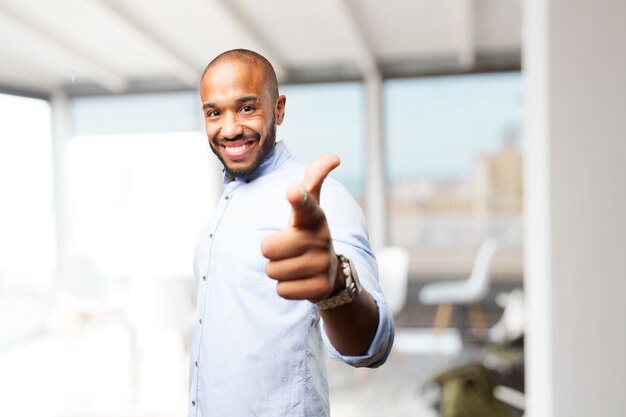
[206,110,219,117]
[241,105,254,113]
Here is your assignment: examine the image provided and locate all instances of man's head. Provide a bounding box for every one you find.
[200,49,285,178]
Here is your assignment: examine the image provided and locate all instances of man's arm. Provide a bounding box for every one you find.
[317,266,379,355]
[261,155,380,356]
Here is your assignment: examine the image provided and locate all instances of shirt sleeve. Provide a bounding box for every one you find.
[319,179,395,368]
[321,292,394,368]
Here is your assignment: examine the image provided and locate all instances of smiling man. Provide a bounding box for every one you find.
[201,52,280,178]
[188,49,394,417]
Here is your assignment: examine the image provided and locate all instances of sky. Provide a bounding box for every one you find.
[385,72,523,181]
[280,72,523,195]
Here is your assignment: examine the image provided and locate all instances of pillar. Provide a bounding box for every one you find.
[524,1,626,416]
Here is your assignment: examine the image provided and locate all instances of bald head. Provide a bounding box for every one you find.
[202,49,279,102]
[199,49,287,178]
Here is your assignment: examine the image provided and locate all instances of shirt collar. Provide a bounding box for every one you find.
[221,140,291,185]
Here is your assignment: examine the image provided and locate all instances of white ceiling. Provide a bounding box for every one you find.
[0,0,521,97]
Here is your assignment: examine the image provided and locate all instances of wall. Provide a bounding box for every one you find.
[524,0,626,416]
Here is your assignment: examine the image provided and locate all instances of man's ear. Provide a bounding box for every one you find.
[275,95,286,125]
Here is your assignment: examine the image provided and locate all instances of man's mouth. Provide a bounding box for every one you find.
[220,139,257,159]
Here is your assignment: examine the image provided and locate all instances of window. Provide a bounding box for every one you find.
[67,131,215,279]
[384,73,523,277]
[279,82,366,201]
[0,93,54,290]
[67,92,218,279]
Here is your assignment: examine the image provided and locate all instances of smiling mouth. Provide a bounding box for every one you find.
[221,139,256,159]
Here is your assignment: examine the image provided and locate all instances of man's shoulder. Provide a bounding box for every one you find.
[254,157,305,186]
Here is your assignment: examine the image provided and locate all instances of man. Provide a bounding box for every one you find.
[188,49,394,416]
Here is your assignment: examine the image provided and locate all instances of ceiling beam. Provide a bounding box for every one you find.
[210,0,287,81]
[0,84,49,100]
[284,52,521,85]
[96,0,200,88]
[331,0,380,78]
[0,6,127,93]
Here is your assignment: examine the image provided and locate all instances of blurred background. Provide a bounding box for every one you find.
[0,1,623,416]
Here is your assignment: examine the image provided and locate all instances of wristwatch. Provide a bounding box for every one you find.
[316,254,362,310]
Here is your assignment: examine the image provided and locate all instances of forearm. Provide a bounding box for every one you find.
[318,288,379,356]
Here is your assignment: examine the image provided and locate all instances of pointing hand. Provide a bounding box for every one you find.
[261,155,342,302]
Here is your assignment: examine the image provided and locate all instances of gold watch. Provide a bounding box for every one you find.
[316,255,362,310]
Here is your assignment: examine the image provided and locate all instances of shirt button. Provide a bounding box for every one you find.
[202,275,206,281]
[209,233,213,238]
[225,195,230,200]
[195,361,198,367]
[192,400,196,406]
[199,318,202,324]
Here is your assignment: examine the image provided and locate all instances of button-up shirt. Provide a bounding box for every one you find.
[188,141,394,416]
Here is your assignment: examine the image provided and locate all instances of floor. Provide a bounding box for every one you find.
[329,329,469,417]
[0,295,510,417]
[0,328,467,417]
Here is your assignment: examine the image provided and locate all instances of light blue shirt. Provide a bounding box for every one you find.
[188,141,394,417]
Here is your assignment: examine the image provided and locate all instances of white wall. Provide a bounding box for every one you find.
[524,1,626,416]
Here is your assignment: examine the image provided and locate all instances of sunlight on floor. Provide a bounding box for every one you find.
[0,323,459,417]
[0,324,187,417]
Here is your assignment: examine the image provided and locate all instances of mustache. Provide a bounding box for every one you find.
[213,133,259,145]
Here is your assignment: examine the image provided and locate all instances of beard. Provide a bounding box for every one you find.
[211,121,276,179]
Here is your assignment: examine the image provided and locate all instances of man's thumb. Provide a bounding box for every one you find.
[303,154,340,202]
[288,155,340,229]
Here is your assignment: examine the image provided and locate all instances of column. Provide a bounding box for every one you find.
[524,1,626,416]
[50,90,73,281]
[364,72,388,250]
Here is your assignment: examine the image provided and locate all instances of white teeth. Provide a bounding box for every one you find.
[224,143,250,156]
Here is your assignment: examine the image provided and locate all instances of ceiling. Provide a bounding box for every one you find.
[0,0,521,97]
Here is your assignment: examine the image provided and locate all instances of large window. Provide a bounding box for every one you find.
[385,73,523,277]
[68,92,217,279]
[0,93,218,415]
[67,132,215,279]
[0,93,54,290]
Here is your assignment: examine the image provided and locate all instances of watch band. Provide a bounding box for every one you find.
[316,255,362,311]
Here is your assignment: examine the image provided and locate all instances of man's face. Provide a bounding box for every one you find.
[200,60,285,178]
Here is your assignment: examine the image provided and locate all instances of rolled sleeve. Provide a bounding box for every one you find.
[322,296,394,368]
[320,178,395,368]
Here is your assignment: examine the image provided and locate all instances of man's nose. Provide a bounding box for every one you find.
[220,112,243,139]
